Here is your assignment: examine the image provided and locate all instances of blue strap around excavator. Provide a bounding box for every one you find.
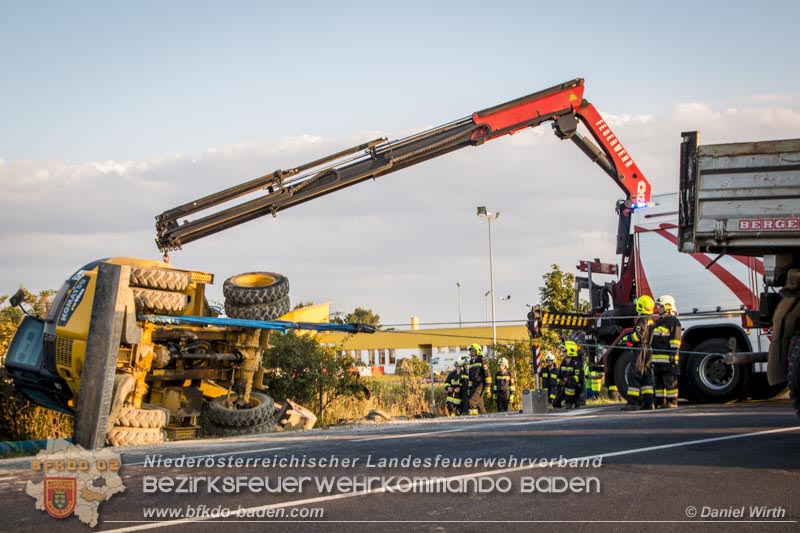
[139,314,376,334]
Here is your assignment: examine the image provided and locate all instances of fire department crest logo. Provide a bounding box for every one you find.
[44,477,77,519]
[26,439,125,527]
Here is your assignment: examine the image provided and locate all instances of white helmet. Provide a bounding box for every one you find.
[498,357,509,366]
[656,294,677,315]
[545,354,555,362]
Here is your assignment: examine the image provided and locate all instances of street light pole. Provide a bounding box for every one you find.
[477,206,499,346]
[484,290,490,326]
[456,281,462,328]
[499,294,511,322]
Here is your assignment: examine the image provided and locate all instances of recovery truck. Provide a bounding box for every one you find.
[4,78,652,447]
[582,193,785,403]
[677,133,800,415]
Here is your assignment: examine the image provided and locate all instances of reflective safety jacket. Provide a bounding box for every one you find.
[539,363,559,390]
[651,314,682,365]
[445,369,463,404]
[469,357,492,393]
[622,315,655,366]
[493,369,516,398]
[559,356,582,388]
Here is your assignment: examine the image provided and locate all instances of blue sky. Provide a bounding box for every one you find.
[1,1,799,327]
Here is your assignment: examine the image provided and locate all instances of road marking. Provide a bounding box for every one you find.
[0,476,15,482]
[102,424,800,531]
[124,447,286,467]
[351,412,605,438]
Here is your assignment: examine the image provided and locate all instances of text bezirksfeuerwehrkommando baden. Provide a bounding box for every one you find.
[142,454,602,469]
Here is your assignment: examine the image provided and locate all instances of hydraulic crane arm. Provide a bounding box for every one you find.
[155,78,651,252]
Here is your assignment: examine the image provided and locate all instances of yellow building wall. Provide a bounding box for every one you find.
[318,324,530,350]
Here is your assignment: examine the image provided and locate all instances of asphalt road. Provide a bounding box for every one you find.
[2,400,800,531]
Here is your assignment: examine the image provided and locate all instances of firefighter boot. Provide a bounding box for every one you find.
[641,395,655,411]
[666,399,679,409]
[621,399,640,411]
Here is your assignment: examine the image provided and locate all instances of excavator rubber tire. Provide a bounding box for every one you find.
[133,288,188,313]
[114,404,170,429]
[130,266,190,292]
[223,272,289,306]
[106,426,165,447]
[225,296,290,321]
[205,420,275,438]
[205,392,275,427]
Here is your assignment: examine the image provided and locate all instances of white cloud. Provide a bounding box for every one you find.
[2,100,798,325]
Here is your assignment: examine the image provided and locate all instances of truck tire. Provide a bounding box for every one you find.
[225,296,290,321]
[612,349,636,398]
[684,338,744,402]
[205,420,275,438]
[133,288,188,313]
[223,272,289,306]
[206,392,275,427]
[130,267,190,292]
[789,335,800,419]
[114,404,170,428]
[106,426,165,447]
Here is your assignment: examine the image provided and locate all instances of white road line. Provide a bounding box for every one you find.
[352,413,606,438]
[0,476,16,481]
[124,447,286,467]
[102,425,800,532]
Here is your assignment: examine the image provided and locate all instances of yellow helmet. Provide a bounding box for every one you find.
[635,295,655,315]
[561,340,579,357]
[469,343,483,356]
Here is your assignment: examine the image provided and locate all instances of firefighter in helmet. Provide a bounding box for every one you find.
[560,340,583,409]
[467,343,491,415]
[622,295,656,411]
[493,357,516,412]
[652,295,682,408]
[445,360,464,416]
[458,356,472,414]
[539,352,559,407]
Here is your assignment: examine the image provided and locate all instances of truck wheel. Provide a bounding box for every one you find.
[130,267,190,292]
[223,272,289,306]
[684,338,744,402]
[106,426,165,446]
[114,404,170,428]
[205,420,275,437]
[225,296,290,321]
[789,335,800,419]
[133,288,188,313]
[612,349,636,398]
[206,392,275,427]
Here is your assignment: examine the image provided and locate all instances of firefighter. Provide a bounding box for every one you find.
[622,295,656,411]
[539,353,559,407]
[445,361,464,416]
[457,356,471,415]
[652,295,682,409]
[467,343,491,415]
[560,340,583,409]
[585,362,603,400]
[493,357,516,412]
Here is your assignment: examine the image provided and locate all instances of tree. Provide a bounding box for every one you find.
[262,331,366,424]
[293,301,315,310]
[538,263,589,313]
[532,264,590,369]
